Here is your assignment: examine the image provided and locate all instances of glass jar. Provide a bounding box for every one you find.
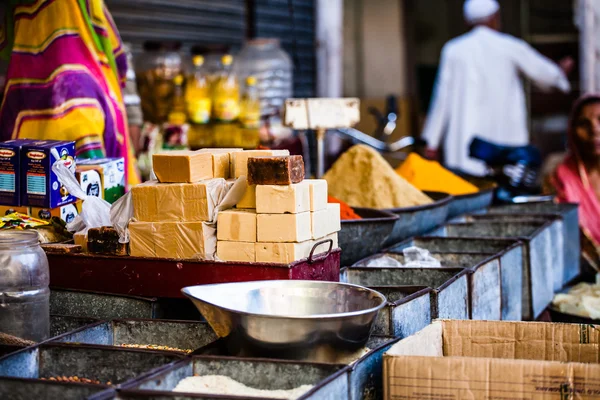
[0,231,49,342]
[136,41,184,125]
[235,39,293,117]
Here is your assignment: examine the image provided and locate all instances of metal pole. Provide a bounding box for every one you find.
[316,128,326,178]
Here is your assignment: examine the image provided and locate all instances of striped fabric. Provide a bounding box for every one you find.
[0,0,139,186]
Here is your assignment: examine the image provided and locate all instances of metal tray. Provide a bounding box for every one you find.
[484,202,580,285]
[369,286,432,337]
[50,315,102,338]
[50,288,202,320]
[354,252,501,320]
[0,377,110,400]
[46,249,341,298]
[390,237,524,321]
[0,343,183,389]
[339,208,398,267]
[447,188,495,219]
[117,356,350,399]
[383,192,452,247]
[50,319,217,354]
[436,220,555,320]
[465,214,565,293]
[341,267,470,320]
[193,335,400,400]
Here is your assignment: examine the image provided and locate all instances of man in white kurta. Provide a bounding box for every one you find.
[422,0,571,176]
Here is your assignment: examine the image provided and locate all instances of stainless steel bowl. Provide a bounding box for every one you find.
[182,280,386,363]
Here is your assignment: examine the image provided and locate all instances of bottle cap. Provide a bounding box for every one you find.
[222,54,233,66]
[192,55,204,66]
[246,76,257,86]
[173,75,184,85]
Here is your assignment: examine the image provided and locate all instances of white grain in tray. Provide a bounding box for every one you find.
[173,375,314,399]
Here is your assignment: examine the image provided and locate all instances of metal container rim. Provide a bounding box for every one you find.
[181,280,387,320]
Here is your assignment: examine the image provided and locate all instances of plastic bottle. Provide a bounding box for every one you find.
[240,76,261,129]
[0,231,50,342]
[213,55,240,122]
[186,56,212,125]
[168,75,187,126]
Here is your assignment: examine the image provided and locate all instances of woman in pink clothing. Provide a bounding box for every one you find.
[551,94,600,269]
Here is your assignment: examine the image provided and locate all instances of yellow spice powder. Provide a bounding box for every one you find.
[324,145,433,209]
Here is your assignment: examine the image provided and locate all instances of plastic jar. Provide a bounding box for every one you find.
[235,38,293,117]
[136,41,184,124]
[0,231,50,342]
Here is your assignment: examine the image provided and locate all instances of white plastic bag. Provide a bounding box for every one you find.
[51,148,112,234]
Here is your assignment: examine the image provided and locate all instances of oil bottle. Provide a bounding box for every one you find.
[186,56,213,149]
[212,55,240,123]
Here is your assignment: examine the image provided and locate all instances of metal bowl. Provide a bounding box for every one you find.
[182,280,386,363]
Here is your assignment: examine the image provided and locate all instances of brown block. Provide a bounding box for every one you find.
[247,155,305,185]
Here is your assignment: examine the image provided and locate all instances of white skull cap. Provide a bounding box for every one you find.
[463,0,500,24]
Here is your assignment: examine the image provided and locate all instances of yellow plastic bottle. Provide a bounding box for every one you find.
[185,55,212,125]
[213,55,240,122]
[240,76,261,129]
[168,75,187,125]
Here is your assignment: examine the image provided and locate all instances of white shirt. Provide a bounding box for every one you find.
[422,26,570,176]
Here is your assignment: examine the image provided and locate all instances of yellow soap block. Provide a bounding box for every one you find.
[153,151,213,183]
[197,148,243,179]
[254,233,338,264]
[305,179,328,211]
[232,149,289,178]
[236,184,256,209]
[132,179,225,222]
[396,153,479,196]
[256,181,310,214]
[217,209,257,242]
[217,241,256,262]
[74,232,88,252]
[129,221,215,259]
[257,212,311,242]
[311,203,341,239]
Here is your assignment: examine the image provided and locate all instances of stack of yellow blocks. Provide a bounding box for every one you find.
[217,154,341,263]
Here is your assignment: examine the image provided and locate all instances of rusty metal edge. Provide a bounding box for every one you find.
[48,319,211,352]
[54,249,341,269]
[340,207,399,225]
[444,219,555,241]
[382,236,525,255]
[367,286,434,307]
[50,288,159,302]
[0,375,112,389]
[119,355,352,399]
[384,191,453,214]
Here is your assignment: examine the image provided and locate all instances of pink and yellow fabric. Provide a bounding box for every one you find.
[0,0,140,186]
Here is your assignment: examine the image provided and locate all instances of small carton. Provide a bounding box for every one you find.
[384,320,600,400]
[76,165,103,198]
[0,139,34,206]
[30,201,80,225]
[77,158,125,203]
[21,140,76,208]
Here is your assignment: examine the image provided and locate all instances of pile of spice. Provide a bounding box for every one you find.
[42,376,111,385]
[396,153,479,196]
[120,343,193,354]
[327,196,362,220]
[324,145,432,209]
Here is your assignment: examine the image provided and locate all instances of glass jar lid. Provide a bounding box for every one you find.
[0,231,39,248]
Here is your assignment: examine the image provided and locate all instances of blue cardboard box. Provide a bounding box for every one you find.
[0,139,35,206]
[21,140,77,208]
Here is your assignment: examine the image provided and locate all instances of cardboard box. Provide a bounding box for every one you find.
[0,139,34,206]
[30,202,80,225]
[76,165,103,199]
[384,320,600,400]
[77,158,125,203]
[21,140,77,208]
[0,205,29,216]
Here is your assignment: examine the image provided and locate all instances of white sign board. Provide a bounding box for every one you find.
[284,98,360,130]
